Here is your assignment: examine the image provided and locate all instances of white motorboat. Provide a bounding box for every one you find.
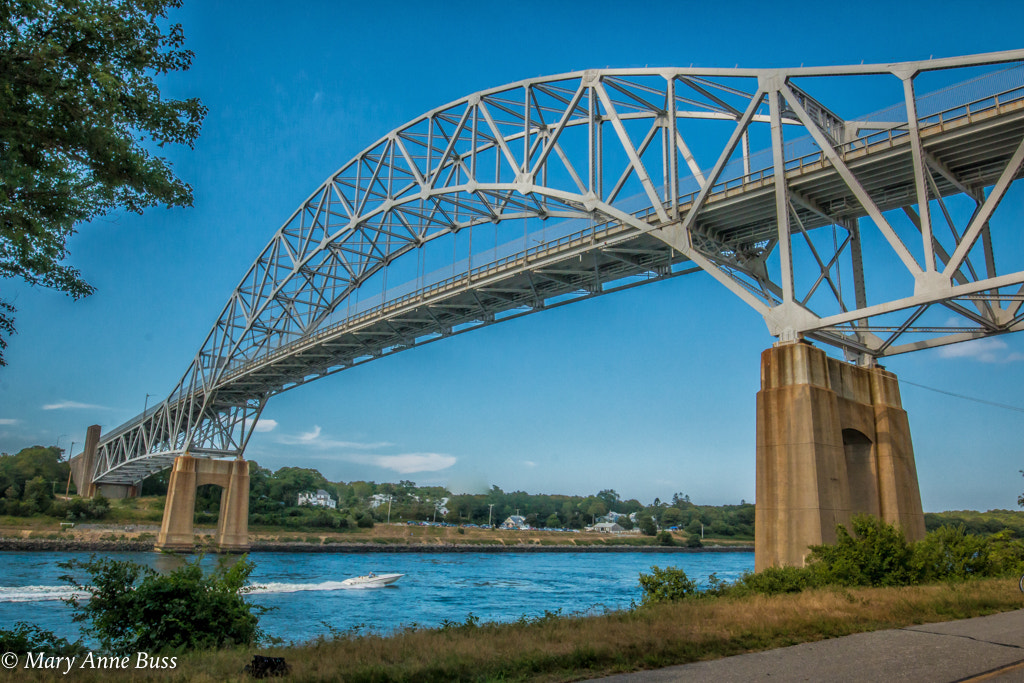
[340,572,403,587]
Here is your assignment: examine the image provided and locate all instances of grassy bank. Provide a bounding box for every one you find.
[8,578,1022,682]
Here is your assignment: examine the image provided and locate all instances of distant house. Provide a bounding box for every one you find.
[369,493,391,508]
[596,511,628,524]
[500,515,529,530]
[592,522,624,533]
[436,497,450,516]
[298,489,336,509]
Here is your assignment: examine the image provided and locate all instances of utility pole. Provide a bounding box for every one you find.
[386,495,392,524]
[488,503,494,528]
[64,441,75,498]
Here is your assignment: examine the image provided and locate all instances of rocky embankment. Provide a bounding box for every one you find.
[0,537,155,551]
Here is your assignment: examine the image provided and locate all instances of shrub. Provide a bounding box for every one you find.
[638,566,697,604]
[911,524,990,581]
[656,530,675,546]
[985,530,1024,576]
[59,555,267,655]
[807,515,916,587]
[737,566,820,595]
[0,622,85,656]
[49,494,110,521]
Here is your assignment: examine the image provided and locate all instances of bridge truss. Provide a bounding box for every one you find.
[89,50,1024,485]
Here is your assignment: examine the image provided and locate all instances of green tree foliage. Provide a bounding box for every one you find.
[0,621,84,656]
[0,445,66,493]
[0,0,205,363]
[636,512,657,536]
[0,445,80,516]
[639,518,1024,603]
[1019,470,1024,508]
[638,566,697,604]
[910,524,991,581]
[59,555,265,655]
[659,506,683,528]
[925,509,1024,537]
[21,474,52,512]
[48,493,109,520]
[655,530,675,546]
[808,515,916,587]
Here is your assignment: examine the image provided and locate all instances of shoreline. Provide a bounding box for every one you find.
[0,537,753,553]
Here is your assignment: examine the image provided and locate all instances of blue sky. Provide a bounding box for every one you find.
[2,0,1024,511]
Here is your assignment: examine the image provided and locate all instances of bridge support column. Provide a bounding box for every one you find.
[70,425,102,497]
[155,455,250,553]
[755,341,925,571]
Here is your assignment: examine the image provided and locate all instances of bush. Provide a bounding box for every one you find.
[49,494,110,521]
[985,530,1024,576]
[642,518,1024,603]
[0,622,85,656]
[911,524,991,581]
[638,565,697,604]
[737,566,820,595]
[59,555,267,655]
[656,530,675,546]
[807,515,916,587]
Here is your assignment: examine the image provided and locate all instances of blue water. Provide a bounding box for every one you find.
[0,550,753,645]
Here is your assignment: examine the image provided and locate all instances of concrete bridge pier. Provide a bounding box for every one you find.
[755,341,926,571]
[68,425,140,499]
[155,455,250,552]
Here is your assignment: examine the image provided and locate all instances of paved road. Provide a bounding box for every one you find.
[591,609,1024,682]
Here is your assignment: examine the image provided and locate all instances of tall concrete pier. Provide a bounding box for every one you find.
[755,341,925,570]
[155,455,250,552]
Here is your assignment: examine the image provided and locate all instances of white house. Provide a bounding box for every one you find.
[369,493,392,508]
[500,514,529,530]
[298,489,336,509]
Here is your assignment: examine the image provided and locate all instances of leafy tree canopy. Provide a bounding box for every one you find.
[59,554,265,655]
[0,444,66,493]
[0,0,205,363]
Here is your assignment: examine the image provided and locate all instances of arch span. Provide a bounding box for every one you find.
[78,50,1024,489]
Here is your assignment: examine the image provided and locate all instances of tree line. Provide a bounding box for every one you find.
[6,443,1024,540]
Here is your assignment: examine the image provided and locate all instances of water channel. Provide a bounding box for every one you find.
[0,550,754,645]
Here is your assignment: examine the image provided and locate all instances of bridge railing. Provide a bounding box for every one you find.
[685,80,1024,205]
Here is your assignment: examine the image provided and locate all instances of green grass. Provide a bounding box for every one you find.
[9,578,1022,682]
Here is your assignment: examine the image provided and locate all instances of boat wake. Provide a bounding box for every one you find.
[0,586,83,603]
[0,579,392,603]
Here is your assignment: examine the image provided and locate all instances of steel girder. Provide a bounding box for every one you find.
[90,49,1024,485]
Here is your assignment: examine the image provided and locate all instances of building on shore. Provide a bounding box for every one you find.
[298,489,336,509]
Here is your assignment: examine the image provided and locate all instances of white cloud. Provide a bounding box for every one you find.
[298,425,321,443]
[937,338,1024,363]
[0,419,17,425]
[277,425,391,449]
[523,460,537,468]
[42,400,107,411]
[360,452,457,474]
[272,426,451,472]
[247,419,278,433]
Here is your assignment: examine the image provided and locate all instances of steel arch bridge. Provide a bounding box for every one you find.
[82,50,1024,489]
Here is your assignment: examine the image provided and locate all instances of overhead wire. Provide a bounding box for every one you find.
[900,378,1024,415]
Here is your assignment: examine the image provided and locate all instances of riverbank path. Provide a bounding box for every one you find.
[591,609,1024,682]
